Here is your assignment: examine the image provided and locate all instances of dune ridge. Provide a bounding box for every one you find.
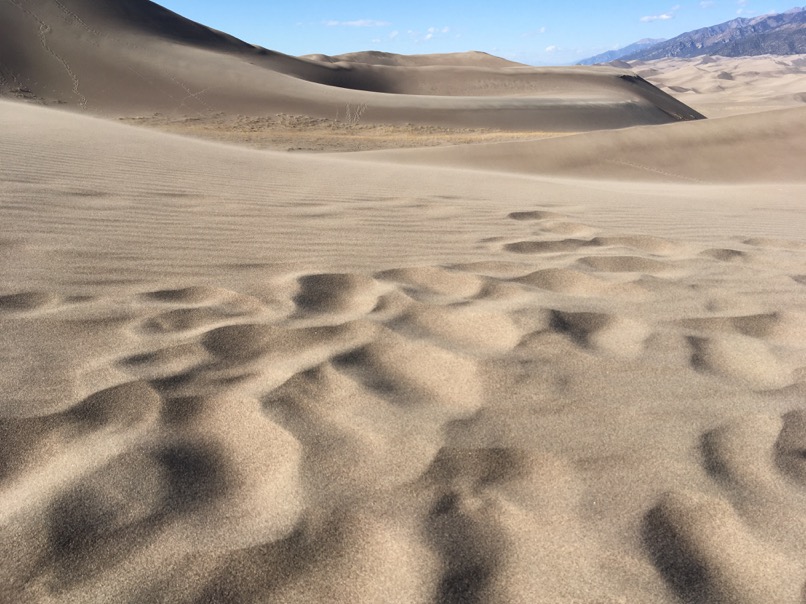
[0,0,702,131]
[354,105,806,183]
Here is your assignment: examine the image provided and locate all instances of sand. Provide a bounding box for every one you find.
[2,1,806,603]
[629,54,806,118]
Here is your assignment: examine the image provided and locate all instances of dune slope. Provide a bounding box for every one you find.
[355,105,806,183]
[1,99,806,603]
[0,0,703,130]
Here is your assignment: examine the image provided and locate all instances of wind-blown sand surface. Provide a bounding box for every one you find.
[2,1,806,603]
[2,97,806,603]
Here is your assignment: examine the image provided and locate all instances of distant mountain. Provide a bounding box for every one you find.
[578,39,665,65]
[622,7,806,61]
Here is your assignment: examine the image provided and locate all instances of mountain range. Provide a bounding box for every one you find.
[580,7,806,64]
[578,39,666,66]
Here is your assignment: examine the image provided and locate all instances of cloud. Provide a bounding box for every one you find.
[545,45,559,52]
[408,26,452,43]
[641,4,681,22]
[389,30,399,40]
[522,26,548,38]
[699,0,715,7]
[640,13,674,22]
[324,19,391,27]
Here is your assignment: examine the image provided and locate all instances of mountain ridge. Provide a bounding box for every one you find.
[579,7,806,64]
[624,6,806,60]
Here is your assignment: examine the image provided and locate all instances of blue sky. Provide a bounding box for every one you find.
[155,0,793,64]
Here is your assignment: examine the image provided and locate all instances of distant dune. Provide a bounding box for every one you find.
[628,54,806,117]
[354,105,806,182]
[301,50,526,68]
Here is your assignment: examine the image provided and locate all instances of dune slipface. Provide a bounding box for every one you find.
[2,1,806,603]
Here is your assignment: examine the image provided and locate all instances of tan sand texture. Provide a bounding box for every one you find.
[628,54,806,118]
[2,1,806,603]
[2,92,806,602]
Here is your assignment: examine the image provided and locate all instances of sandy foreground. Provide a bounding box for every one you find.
[2,97,806,602]
[3,1,806,602]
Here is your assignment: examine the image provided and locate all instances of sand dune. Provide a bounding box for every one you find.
[2,95,806,603]
[2,1,806,602]
[301,50,525,68]
[0,0,702,130]
[356,105,806,182]
[629,54,806,117]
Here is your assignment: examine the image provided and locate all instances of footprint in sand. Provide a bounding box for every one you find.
[376,266,484,300]
[549,310,649,358]
[579,255,675,274]
[688,333,793,390]
[293,272,381,316]
[514,267,646,300]
[504,239,590,254]
[0,291,62,312]
[507,210,567,221]
[645,411,806,603]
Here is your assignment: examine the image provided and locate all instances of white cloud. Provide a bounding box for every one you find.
[389,30,399,40]
[545,45,559,52]
[324,19,391,27]
[522,26,548,38]
[641,4,682,22]
[408,26,452,43]
[640,13,674,22]
[700,0,715,7]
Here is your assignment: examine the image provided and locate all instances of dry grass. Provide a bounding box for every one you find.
[119,112,571,152]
